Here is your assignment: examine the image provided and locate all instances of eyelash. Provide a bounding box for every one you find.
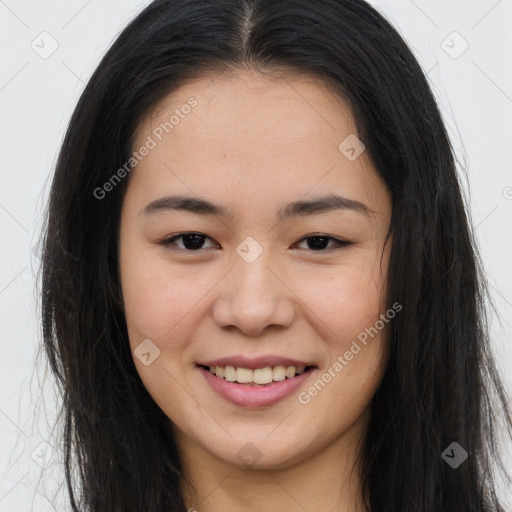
[160,232,351,253]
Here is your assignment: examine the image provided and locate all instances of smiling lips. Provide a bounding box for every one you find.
[197,355,315,385]
[205,364,308,385]
[196,355,317,407]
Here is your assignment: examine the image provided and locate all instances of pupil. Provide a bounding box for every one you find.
[183,234,204,250]
[308,236,328,250]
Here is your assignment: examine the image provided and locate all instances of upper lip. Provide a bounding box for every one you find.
[197,356,315,370]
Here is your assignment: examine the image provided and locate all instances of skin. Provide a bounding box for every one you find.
[119,68,393,512]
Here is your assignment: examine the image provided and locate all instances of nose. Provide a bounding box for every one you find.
[211,254,296,337]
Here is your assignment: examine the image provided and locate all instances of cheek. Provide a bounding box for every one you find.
[320,282,388,381]
[120,241,213,344]
[298,254,390,399]
[298,275,390,441]
[297,254,388,343]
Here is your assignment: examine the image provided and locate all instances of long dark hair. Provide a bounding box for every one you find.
[40,0,512,510]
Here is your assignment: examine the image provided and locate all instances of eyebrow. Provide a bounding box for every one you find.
[142,193,374,220]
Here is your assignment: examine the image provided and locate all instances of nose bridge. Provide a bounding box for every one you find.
[212,241,295,336]
[234,248,275,301]
[232,233,277,295]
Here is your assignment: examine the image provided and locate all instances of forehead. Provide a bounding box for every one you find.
[142,69,355,146]
[128,69,389,218]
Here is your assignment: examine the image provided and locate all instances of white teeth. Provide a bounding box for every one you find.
[253,367,273,384]
[224,365,236,382]
[272,366,286,381]
[236,367,253,383]
[208,364,310,384]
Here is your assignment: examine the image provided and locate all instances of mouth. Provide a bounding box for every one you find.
[196,362,318,407]
[198,364,316,386]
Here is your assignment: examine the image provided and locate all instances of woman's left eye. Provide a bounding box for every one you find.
[294,234,350,251]
[160,232,350,252]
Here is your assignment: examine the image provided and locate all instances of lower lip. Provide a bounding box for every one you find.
[198,366,316,408]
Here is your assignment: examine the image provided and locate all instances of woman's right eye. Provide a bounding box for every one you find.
[161,232,218,251]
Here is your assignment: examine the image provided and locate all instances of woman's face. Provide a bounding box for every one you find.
[119,70,393,469]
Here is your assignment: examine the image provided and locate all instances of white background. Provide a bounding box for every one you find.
[1,1,511,510]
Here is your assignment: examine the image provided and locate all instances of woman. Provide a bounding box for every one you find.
[41,0,512,510]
